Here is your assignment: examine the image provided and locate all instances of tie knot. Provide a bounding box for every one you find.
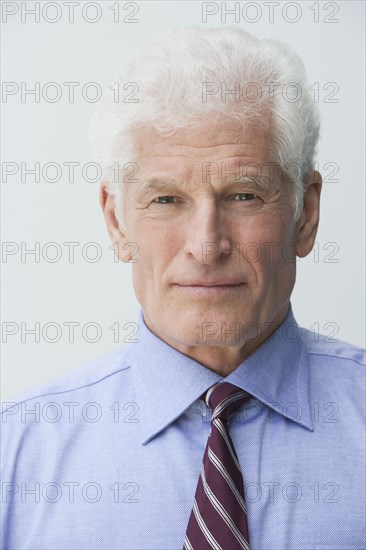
[204,382,251,422]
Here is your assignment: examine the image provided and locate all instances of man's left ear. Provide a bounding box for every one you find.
[296,170,322,258]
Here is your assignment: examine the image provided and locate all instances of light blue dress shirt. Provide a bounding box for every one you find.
[1,304,365,549]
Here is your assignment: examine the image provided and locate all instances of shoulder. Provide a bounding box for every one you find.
[1,344,133,415]
[301,327,365,369]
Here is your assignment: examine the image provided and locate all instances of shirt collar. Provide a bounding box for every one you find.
[130,303,314,445]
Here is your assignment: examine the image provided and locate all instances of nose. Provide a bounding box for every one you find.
[183,199,233,264]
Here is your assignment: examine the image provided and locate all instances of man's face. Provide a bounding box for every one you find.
[102,117,320,366]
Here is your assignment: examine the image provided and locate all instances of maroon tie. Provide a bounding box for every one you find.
[184,382,251,550]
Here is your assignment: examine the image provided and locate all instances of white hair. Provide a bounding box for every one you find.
[89,26,321,226]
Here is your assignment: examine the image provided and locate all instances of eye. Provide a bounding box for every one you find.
[152,196,178,204]
[232,193,258,201]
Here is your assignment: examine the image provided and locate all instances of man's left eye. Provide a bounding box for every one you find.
[153,196,177,204]
[233,193,257,201]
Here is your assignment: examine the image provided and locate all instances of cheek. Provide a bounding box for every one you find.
[238,215,295,272]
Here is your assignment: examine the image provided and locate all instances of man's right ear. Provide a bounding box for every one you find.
[99,182,132,262]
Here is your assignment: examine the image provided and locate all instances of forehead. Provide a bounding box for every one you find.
[134,117,273,174]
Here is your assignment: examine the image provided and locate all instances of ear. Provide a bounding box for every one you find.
[296,170,322,258]
[99,182,133,262]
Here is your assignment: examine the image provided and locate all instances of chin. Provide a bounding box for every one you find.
[170,307,241,343]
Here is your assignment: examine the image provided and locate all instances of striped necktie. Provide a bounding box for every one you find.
[184,382,251,550]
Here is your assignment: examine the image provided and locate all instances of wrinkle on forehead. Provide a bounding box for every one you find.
[134,115,272,161]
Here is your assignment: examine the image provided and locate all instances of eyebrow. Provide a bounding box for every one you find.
[139,178,179,193]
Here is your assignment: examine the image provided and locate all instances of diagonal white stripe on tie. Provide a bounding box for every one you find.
[192,498,222,550]
[208,447,247,512]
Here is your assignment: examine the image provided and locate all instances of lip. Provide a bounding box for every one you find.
[173,282,245,295]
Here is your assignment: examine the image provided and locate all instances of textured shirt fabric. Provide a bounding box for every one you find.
[1,304,365,550]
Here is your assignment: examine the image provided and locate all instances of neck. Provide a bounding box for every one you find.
[144,302,290,376]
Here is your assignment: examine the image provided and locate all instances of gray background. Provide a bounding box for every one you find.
[1,0,365,401]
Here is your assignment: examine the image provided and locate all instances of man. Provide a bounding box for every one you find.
[1,27,365,549]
